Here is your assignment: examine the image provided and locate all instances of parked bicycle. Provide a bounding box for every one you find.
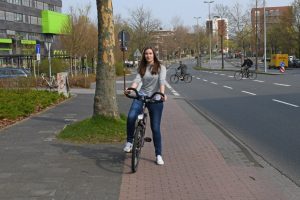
[41,73,58,90]
[125,87,164,173]
[170,69,192,83]
[234,68,257,80]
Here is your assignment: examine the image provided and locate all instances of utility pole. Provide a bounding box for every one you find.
[194,17,201,67]
[255,0,258,71]
[204,1,214,68]
[263,0,267,72]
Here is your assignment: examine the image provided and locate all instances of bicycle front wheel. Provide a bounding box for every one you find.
[184,74,192,83]
[170,74,179,83]
[234,71,243,80]
[131,125,144,173]
[248,71,257,80]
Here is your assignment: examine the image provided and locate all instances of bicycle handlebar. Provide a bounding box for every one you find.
[125,87,165,103]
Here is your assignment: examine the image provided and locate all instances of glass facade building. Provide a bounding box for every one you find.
[0,0,66,66]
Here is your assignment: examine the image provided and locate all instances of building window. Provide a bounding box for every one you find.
[14,0,22,5]
[30,16,38,25]
[22,0,30,7]
[23,14,29,23]
[14,13,23,22]
[5,12,14,21]
[0,11,5,20]
[55,6,61,12]
[36,1,43,10]
[43,2,48,10]
[48,4,55,11]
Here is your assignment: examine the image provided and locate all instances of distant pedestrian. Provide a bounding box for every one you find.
[123,46,167,165]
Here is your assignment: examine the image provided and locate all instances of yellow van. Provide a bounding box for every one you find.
[269,54,288,68]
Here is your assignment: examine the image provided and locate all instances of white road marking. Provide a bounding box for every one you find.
[272,99,299,108]
[203,79,208,82]
[196,77,201,80]
[165,81,180,96]
[211,82,218,85]
[273,83,291,87]
[228,76,234,78]
[241,91,257,96]
[253,80,264,83]
[223,86,233,90]
[220,74,226,76]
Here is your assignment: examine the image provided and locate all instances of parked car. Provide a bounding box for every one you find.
[0,67,31,78]
[288,59,300,68]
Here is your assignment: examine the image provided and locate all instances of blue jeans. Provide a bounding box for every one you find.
[127,99,164,156]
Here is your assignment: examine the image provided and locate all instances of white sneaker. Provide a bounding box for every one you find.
[123,142,132,153]
[156,155,164,165]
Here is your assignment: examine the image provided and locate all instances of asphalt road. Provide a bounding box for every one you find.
[167,59,300,186]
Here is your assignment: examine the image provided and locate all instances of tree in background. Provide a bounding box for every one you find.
[59,5,98,75]
[292,0,300,57]
[94,0,119,118]
[128,6,161,52]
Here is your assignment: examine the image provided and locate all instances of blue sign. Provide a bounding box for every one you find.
[36,44,40,54]
[280,61,285,67]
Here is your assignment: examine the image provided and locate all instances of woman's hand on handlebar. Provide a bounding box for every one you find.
[124,88,131,95]
[161,94,167,101]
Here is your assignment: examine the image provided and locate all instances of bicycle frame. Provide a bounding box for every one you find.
[125,87,164,172]
[41,73,58,90]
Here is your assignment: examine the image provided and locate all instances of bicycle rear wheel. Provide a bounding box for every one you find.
[248,71,257,80]
[170,74,179,83]
[131,125,144,173]
[234,71,243,80]
[184,74,192,83]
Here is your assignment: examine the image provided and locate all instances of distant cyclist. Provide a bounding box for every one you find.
[241,57,253,76]
[177,61,187,79]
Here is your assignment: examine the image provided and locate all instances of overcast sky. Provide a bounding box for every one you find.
[62,0,294,29]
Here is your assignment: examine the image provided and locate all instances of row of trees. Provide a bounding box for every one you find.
[70,0,300,121]
[60,0,300,67]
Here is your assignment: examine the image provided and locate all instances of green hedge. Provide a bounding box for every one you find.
[0,89,66,120]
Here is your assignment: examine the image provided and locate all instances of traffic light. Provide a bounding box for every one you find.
[206,20,213,35]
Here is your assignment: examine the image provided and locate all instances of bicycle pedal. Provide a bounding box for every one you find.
[144,137,152,142]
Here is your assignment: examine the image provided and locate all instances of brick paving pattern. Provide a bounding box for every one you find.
[119,96,299,200]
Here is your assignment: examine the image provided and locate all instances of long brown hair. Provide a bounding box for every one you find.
[138,47,161,77]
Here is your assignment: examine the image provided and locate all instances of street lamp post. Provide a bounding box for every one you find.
[255,0,258,71]
[263,0,267,72]
[194,16,201,67]
[204,0,214,68]
[44,34,54,78]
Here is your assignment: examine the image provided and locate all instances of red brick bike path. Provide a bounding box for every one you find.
[119,96,299,200]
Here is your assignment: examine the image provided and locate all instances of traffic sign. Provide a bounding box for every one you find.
[118,30,130,51]
[134,49,142,57]
[36,53,40,61]
[279,61,285,73]
[36,44,40,54]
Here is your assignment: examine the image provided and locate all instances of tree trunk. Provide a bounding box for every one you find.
[94,0,119,118]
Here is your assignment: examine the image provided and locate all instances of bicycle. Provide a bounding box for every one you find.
[125,87,164,173]
[170,69,192,83]
[234,68,257,80]
[41,73,58,90]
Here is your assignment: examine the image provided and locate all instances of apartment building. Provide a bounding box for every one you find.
[251,6,292,56]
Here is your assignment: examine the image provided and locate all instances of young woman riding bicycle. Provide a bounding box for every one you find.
[124,46,167,165]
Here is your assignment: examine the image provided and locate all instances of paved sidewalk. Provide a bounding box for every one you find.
[0,88,299,199]
[119,96,300,200]
[0,90,130,200]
